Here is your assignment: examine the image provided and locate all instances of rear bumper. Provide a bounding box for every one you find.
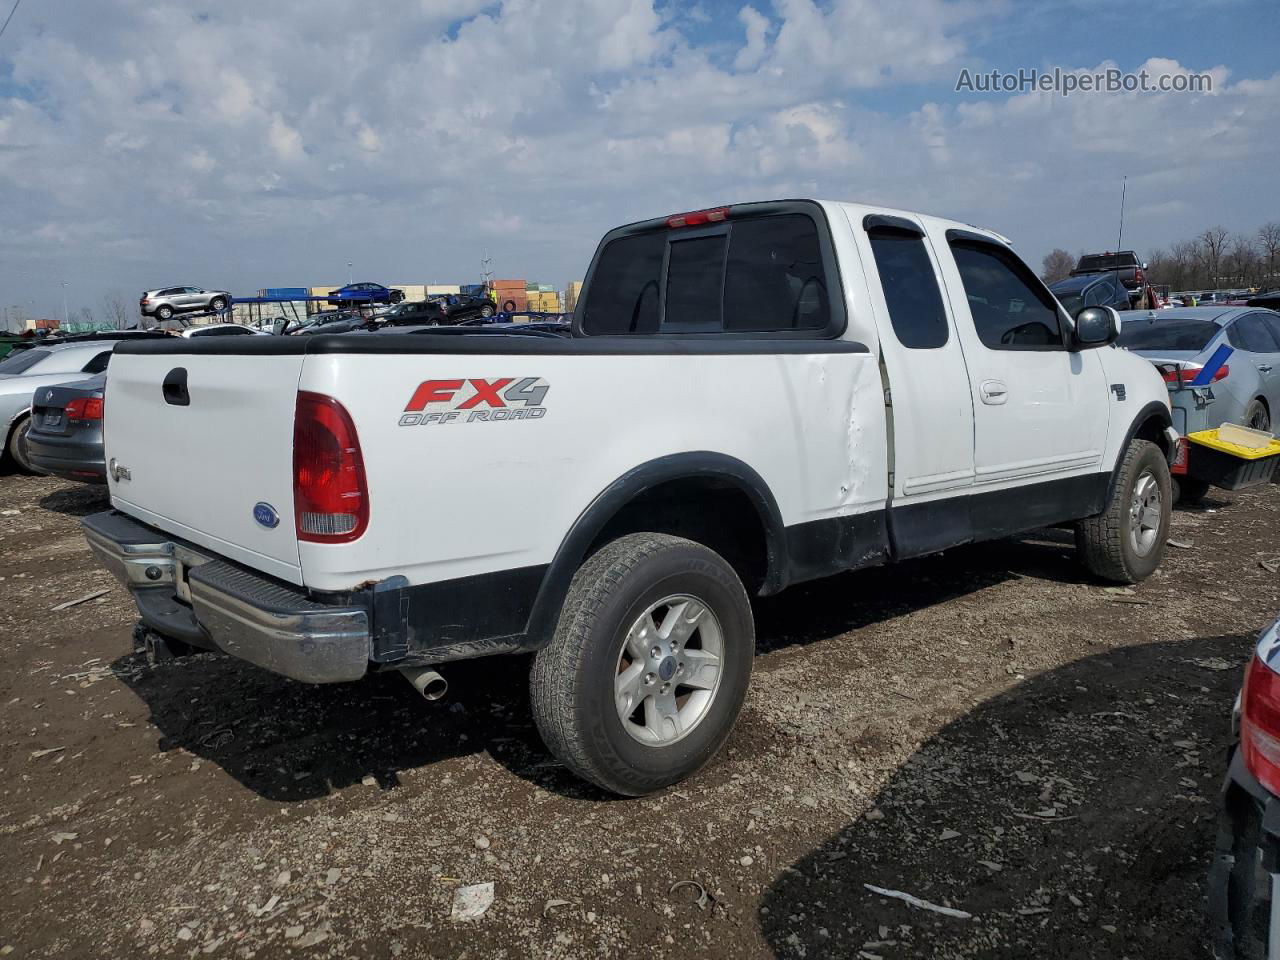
[82,510,370,683]
[26,433,106,483]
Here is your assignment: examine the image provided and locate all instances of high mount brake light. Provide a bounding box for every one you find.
[666,207,730,229]
[293,391,369,543]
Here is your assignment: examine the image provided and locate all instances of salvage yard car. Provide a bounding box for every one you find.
[83,199,1178,796]
[140,286,231,321]
[1,340,119,472]
[25,374,107,483]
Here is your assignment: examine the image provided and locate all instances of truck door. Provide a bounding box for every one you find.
[851,212,977,556]
[936,231,1110,531]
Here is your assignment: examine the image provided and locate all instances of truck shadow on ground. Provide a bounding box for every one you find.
[109,527,1139,804]
[37,483,109,517]
[757,632,1249,960]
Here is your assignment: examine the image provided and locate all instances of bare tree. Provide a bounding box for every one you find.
[1258,222,1280,290]
[77,306,96,328]
[1197,226,1231,289]
[101,291,134,330]
[1040,248,1075,285]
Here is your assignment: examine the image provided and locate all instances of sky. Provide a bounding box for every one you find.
[0,0,1276,319]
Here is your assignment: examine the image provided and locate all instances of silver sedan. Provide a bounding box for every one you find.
[1119,306,1280,436]
[0,340,123,472]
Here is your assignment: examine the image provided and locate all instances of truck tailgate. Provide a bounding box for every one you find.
[103,351,305,583]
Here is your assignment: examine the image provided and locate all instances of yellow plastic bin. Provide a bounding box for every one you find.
[1186,427,1280,490]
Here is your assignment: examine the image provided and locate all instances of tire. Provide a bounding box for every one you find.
[1175,477,1212,504]
[1076,439,1171,583]
[1245,399,1271,433]
[156,305,174,320]
[480,303,495,318]
[5,414,34,473]
[209,296,228,312]
[530,533,754,796]
[502,299,517,313]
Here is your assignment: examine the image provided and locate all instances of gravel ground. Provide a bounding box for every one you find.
[1,472,1278,959]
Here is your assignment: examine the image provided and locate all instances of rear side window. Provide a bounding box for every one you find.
[1229,313,1280,353]
[581,210,836,336]
[867,228,948,349]
[951,241,1064,350]
[81,351,112,374]
[1119,319,1220,351]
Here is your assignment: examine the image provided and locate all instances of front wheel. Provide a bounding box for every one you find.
[480,303,495,318]
[530,533,754,796]
[1245,399,1271,433]
[155,305,174,320]
[209,296,228,312]
[1075,439,1171,583]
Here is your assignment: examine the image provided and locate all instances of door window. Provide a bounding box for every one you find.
[1228,313,1280,353]
[866,228,949,349]
[1084,279,1115,307]
[949,241,1065,350]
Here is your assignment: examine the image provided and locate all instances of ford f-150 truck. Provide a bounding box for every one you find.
[83,199,1177,796]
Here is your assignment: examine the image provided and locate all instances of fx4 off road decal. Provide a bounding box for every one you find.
[398,378,549,426]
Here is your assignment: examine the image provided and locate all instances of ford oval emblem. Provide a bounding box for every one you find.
[253,502,280,529]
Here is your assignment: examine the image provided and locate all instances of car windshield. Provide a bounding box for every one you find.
[1119,319,1220,351]
[0,348,50,374]
[1078,253,1137,272]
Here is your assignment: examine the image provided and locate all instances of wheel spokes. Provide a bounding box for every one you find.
[658,599,706,647]
[615,660,647,718]
[645,690,682,740]
[679,647,721,690]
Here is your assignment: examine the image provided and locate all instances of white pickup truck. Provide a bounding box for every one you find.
[84,199,1176,795]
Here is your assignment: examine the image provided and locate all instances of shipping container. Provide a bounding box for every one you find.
[426,284,462,296]
[395,285,427,302]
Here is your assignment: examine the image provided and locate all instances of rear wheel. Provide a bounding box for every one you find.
[1076,439,1171,583]
[1245,399,1271,433]
[155,305,174,320]
[209,296,228,312]
[530,533,754,796]
[5,414,34,473]
[480,303,495,318]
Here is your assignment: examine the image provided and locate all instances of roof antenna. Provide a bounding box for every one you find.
[1115,175,1130,309]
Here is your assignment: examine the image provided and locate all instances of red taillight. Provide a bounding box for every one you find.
[1171,437,1189,475]
[293,391,368,543]
[1242,653,1280,795]
[65,397,104,420]
[1161,364,1229,385]
[666,206,730,229]
[1135,267,1145,284]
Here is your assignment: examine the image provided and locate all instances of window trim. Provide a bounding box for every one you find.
[574,199,847,340]
[945,230,1071,353]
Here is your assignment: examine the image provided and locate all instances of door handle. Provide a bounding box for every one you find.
[1260,364,1274,373]
[979,380,1009,405]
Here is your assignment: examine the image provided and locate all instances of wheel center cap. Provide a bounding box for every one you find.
[658,656,677,682]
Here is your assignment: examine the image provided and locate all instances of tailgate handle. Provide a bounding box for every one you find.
[162,367,190,407]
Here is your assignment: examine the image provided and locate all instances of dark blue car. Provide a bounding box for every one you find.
[326,282,405,307]
[1048,273,1133,315]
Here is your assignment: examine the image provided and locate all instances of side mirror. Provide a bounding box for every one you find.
[1074,306,1120,348]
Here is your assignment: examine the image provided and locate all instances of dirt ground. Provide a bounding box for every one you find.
[1,473,1278,959]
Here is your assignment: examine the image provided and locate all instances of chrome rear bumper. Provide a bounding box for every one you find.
[83,511,370,683]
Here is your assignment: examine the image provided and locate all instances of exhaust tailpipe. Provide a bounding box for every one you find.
[400,665,448,701]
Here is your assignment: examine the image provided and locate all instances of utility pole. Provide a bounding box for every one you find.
[347,261,353,285]
[480,249,493,292]
[61,281,68,327]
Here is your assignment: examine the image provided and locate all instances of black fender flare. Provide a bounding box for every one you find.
[521,452,787,647]
[1105,400,1173,505]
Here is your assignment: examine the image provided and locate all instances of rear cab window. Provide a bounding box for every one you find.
[578,202,843,338]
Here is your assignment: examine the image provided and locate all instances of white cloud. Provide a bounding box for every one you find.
[0,0,1274,315]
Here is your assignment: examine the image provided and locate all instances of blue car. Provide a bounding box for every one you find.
[1048,273,1133,315]
[326,282,405,307]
